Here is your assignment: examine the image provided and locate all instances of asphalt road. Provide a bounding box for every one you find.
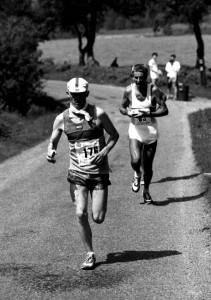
[0,81,211,300]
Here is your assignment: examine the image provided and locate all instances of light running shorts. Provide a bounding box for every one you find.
[128,122,158,144]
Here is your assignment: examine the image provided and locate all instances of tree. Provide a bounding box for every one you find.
[0,2,43,115]
[50,0,108,66]
[31,0,59,40]
[181,0,209,86]
[0,0,32,18]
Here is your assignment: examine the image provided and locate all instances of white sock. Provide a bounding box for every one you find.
[134,171,141,178]
[87,251,95,256]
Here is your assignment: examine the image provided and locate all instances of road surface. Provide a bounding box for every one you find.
[0,81,211,299]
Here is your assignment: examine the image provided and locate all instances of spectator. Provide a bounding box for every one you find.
[148,52,163,86]
[165,54,181,100]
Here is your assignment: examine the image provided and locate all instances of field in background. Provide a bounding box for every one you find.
[39,33,211,68]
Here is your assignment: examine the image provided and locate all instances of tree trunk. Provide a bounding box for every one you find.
[74,0,99,66]
[74,24,87,66]
[192,12,206,86]
[85,0,99,66]
[193,16,204,66]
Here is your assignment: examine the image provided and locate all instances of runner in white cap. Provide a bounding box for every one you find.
[46,77,119,269]
[119,64,168,204]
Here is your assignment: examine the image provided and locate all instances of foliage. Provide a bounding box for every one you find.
[50,0,109,65]
[31,0,59,40]
[0,0,32,18]
[0,17,43,115]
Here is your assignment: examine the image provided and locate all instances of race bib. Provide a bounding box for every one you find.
[137,116,151,125]
[75,139,100,166]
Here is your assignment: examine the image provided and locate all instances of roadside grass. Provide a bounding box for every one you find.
[189,109,211,204]
[0,95,66,163]
[0,111,56,162]
[189,109,211,174]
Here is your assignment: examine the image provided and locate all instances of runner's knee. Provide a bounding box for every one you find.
[92,212,105,224]
[131,157,141,167]
[76,208,88,221]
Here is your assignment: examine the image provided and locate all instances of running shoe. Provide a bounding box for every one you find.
[132,174,141,192]
[143,190,153,204]
[81,253,96,270]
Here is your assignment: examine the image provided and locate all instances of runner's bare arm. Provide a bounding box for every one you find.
[90,108,119,165]
[46,113,64,163]
[149,86,169,117]
[119,86,132,116]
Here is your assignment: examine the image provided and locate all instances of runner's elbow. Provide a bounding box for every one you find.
[115,132,120,141]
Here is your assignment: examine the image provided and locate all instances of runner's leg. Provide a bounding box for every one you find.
[172,80,177,100]
[69,183,93,252]
[91,188,108,224]
[143,141,157,189]
[167,77,171,99]
[129,138,144,175]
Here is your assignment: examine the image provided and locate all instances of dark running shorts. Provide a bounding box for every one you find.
[67,170,111,190]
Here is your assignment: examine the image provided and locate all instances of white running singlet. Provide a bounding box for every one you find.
[128,83,159,144]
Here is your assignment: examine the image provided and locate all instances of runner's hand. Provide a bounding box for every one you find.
[46,150,56,163]
[128,108,147,118]
[128,109,143,117]
[90,152,106,166]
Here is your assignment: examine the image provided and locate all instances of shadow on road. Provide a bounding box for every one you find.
[96,249,182,267]
[153,172,201,184]
[153,190,207,206]
[0,262,127,292]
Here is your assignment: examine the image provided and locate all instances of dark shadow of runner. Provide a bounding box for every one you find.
[152,172,201,184]
[95,249,182,267]
[152,190,207,206]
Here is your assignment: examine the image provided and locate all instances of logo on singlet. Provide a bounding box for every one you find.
[75,124,83,130]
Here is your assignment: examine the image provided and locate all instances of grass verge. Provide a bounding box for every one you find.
[189,109,211,203]
[0,95,66,163]
[0,111,57,162]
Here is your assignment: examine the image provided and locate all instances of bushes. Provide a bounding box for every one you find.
[0,17,43,115]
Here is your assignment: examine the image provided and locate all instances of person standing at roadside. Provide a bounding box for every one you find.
[165,54,181,100]
[46,77,119,270]
[148,52,163,86]
[119,64,168,204]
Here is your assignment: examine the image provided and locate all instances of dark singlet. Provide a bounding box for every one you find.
[63,104,109,174]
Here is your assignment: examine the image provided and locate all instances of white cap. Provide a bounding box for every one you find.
[67,77,89,93]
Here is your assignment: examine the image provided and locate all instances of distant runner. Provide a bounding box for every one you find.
[119,64,168,203]
[46,77,119,269]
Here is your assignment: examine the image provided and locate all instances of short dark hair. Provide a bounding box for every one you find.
[170,54,176,59]
[131,64,148,79]
[152,52,158,56]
